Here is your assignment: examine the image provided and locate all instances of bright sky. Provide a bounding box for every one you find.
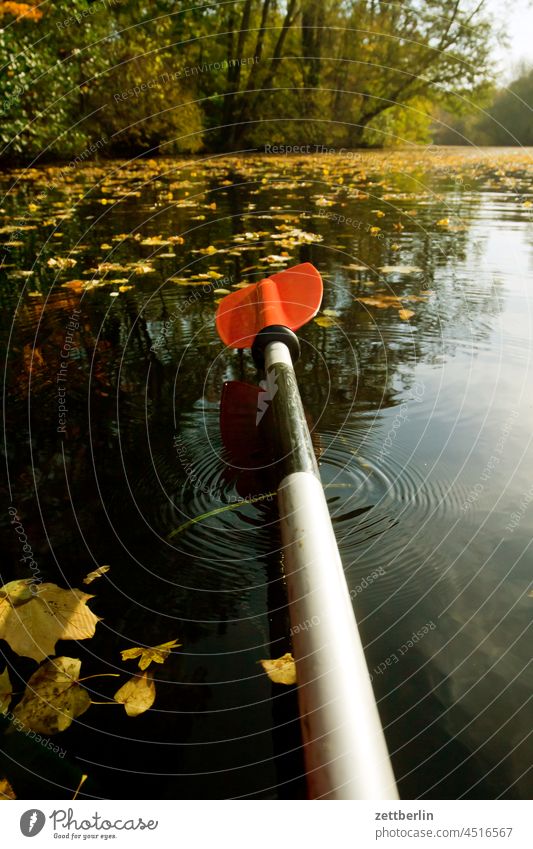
[488,0,533,81]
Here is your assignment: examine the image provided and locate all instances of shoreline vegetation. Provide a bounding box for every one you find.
[1,1,532,167]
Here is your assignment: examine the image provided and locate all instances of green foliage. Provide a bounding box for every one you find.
[0,0,497,160]
[433,65,533,146]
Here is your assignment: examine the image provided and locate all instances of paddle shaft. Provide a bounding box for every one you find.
[264,341,398,800]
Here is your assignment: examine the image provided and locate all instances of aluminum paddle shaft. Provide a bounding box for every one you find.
[264,341,398,800]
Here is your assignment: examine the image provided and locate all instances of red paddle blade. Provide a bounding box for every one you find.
[220,380,272,498]
[215,262,323,349]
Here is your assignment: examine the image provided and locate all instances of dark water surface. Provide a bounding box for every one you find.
[1,148,532,799]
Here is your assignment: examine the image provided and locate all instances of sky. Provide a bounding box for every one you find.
[488,0,533,81]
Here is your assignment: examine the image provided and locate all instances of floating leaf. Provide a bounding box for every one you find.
[47,257,76,269]
[0,778,16,800]
[213,288,230,295]
[357,295,402,309]
[398,308,415,320]
[140,236,171,246]
[322,308,340,317]
[0,667,12,715]
[168,491,275,538]
[0,579,100,663]
[83,566,110,586]
[436,218,449,227]
[61,280,85,292]
[314,315,337,327]
[120,638,181,671]
[260,653,296,685]
[12,657,91,735]
[114,670,155,716]
[378,266,422,274]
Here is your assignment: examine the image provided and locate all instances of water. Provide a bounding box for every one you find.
[1,148,532,799]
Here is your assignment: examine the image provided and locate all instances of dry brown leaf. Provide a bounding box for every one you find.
[259,653,297,685]
[12,657,91,735]
[120,638,181,671]
[83,566,110,586]
[0,778,16,800]
[0,667,12,715]
[0,579,100,663]
[114,670,155,716]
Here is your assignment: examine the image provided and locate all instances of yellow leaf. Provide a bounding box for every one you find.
[369,226,381,235]
[436,218,449,227]
[120,638,181,671]
[0,667,12,715]
[260,653,296,685]
[314,315,337,328]
[61,280,85,293]
[200,245,217,255]
[378,266,422,274]
[398,308,415,320]
[12,657,91,735]
[213,288,230,295]
[83,566,110,586]
[47,257,76,269]
[114,670,155,716]
[357,295,402,309]
[140,236,171,247]
[0,778,16,800]
[322,308,340,317]
[0,579,100,663]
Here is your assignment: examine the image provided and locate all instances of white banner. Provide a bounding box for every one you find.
[0,800,530,848]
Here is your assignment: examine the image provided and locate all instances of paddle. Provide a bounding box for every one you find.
[215,262,398,800]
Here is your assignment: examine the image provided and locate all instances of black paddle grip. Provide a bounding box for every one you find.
[251,325,301,368]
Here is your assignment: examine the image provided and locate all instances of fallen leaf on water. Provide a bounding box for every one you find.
[357,295,402,309]
[264,254,288,264]
[0,579,101,663]
[114,670,155,716]
[120,638,181,671]
[12,657,91,735]
[61,280,85,293]
[378,266,422,274]
[140,236,171,246]
[436,218,449,227]
[0,778,16,800]
[83,565,110,585]
[0,667,12,714]
[213,288,230,295]
[47,257,77,269]
[398,308,415,320]
[260,653,297,685]
[322,308,340,317]
[314,315,337,327]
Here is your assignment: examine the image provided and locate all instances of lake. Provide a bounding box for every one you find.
[1,147,532,799]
